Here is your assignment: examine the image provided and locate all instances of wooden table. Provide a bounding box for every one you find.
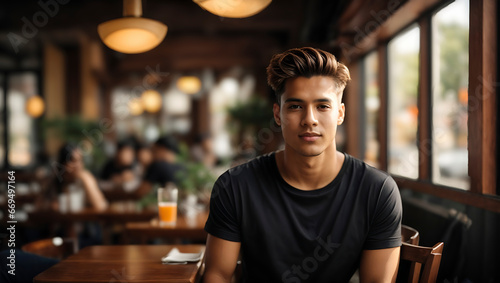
[34,245,205,283]
[28,208,158,223]
[125,212,208,243]
[27,208,158,244]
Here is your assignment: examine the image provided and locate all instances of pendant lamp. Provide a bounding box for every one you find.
[141,89,162,113]
[98,0,167,54]
[26,95,45,118]
[177,76,202,94]
[193,0,272,18]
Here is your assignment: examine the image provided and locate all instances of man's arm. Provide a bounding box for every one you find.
[359,247,400,283]
[204,234,241,283]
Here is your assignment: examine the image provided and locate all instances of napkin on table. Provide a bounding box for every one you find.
[161,248,203,264]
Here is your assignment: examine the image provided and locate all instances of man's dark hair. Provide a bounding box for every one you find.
[266,47,351,104]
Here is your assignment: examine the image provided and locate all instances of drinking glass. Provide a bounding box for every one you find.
[157,183,178,226]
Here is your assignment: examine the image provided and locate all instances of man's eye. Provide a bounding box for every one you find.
[288,105,301,109]
[318,105,331,109]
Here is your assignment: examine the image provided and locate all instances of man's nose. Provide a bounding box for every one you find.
[301,106,318,126]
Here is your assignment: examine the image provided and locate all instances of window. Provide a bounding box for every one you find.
[363,51,380,167]
[387,25,420,179]
[7,72,38,168]
[340,0,497,211]
[431,0,470,190]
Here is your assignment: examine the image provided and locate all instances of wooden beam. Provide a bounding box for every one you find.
[468,0,497,195]
[334,0,448,62]
[378,45,388,171]
[394,177,500,214]
[417,16,432,181]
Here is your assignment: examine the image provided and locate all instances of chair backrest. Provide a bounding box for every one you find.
[21,237,78,260]
[400,241,444,283]
[401,225,420,245]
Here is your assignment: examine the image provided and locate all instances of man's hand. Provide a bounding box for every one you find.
[204,234,241,283]
[359,247,400,283]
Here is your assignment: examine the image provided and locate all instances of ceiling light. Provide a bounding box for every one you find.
[98,0,167,54]
[25,95,45,118]
[193,0,272,18]
[141,89,162,113]
[177,76,202,94]
[128,98,144,116]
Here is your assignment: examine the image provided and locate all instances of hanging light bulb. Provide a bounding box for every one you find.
[177,76,202,94]
[25,95,45,118]
[128,97,144,116]
[98,0,167,54]
[193,0,272,18]
[141,89,162,113]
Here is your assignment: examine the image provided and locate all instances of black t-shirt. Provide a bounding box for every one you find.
[144,161,184,186]
[205,152,402,283]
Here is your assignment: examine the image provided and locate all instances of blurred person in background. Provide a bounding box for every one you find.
[37,143,108,212]
[135,142,153,178]
[133,136,185,198]
[99,139,139,192]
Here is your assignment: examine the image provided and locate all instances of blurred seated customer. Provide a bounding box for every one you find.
[38,143,108,212]
[99,140,139,192]
[134,136,185,198]
[191,133,217,168]
[135,142,153,177]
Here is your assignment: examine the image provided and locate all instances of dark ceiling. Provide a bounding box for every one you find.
[0,0,349,76]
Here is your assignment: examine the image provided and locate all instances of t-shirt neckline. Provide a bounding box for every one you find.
[270,151,350,196]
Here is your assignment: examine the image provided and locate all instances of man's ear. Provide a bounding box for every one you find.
[338,103,345,125]
[273,103,281,126]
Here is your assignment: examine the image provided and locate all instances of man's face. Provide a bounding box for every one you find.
[273,76,345,157]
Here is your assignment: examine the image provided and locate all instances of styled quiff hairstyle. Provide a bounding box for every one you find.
[266,47,351,104]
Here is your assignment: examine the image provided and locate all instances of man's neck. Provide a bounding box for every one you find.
[276,147,345,191]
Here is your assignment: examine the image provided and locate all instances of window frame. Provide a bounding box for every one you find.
[339,0,499,212]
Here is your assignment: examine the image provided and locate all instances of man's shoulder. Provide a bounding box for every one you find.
[215,152,276,189]
[226,152,275,176]
[344,154,395,186]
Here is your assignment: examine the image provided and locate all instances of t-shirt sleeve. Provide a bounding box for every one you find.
[364,176,402,250]
[204,172,241,242]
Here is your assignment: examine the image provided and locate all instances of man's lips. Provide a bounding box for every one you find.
[299,132,321,141]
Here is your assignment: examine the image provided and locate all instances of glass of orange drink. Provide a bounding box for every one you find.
[158,183,178,226]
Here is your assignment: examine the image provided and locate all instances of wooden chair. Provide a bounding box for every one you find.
[21,237,78,260]
[402,225,420,245]
[400,241,444,283]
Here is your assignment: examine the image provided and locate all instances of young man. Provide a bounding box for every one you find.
[204,47,402,283]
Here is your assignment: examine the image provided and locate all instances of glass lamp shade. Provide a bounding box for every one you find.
[193,0,272,18]
[98,17,167,54]
[141,90,162,113]
[128,98,144,116]
[25,96,45,118]
[177,76,202,94]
